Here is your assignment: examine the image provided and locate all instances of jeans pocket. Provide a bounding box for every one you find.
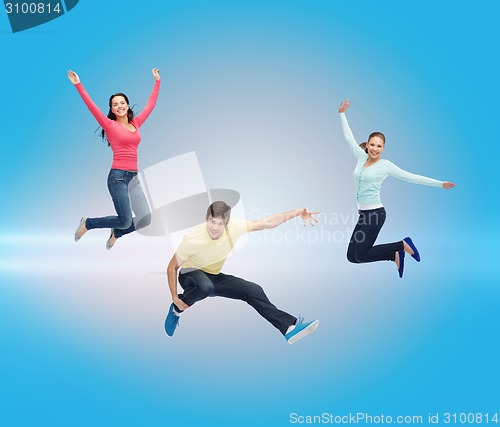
[109,169,127,182]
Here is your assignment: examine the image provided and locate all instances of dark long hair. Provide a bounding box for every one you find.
[98,93,136,146]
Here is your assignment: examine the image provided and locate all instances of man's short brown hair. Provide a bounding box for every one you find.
[206,201,231,222]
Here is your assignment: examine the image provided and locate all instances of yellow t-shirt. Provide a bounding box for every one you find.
[176,219,253,274]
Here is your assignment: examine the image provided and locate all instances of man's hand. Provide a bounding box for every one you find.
[251,208,320,231]
[172,296,189,311]
[297,208,320,227]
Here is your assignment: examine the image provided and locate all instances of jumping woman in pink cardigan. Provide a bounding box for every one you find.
[67,68,160,249]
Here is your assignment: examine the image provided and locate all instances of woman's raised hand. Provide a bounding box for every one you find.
[339,99,350,113]
[66,70,80,84]
[152,68,160,81]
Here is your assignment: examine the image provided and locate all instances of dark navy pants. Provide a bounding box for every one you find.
[177,269,296,335]
[347,207,404,264]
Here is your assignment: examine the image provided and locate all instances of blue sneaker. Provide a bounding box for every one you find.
[285,316,319,344]
[164,303,180,337]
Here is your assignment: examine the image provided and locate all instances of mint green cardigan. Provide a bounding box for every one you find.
[339,113,443,207]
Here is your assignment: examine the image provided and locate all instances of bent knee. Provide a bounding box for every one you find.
[117,217,133,230]
[196,282,215,297]
[245,283,266,300]
[354,253,368,263]
[347,253,359,264]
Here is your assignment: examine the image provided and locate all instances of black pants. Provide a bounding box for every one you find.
[347,207,404,264]
[177,269,296,335]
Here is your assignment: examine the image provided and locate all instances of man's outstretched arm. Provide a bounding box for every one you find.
[251,208,319,231]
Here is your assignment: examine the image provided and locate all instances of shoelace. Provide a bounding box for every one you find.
[296,314,304,325]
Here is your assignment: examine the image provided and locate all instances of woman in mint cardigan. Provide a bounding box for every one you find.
[338,99,456,278]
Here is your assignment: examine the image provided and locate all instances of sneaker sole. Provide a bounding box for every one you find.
[287,319,319,344]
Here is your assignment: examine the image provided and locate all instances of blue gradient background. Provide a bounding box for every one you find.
[1,1,498,426]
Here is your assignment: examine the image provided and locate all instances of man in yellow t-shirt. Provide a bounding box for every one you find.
[165,201,320,344]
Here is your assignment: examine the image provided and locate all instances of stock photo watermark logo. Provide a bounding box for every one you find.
[248,209,359,247]
[4,0,78,33]
[136,152,358,249]
[137,151,248,251]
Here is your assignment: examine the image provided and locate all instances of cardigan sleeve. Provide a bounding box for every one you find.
[339,113,367,159]
[386,161,444,187]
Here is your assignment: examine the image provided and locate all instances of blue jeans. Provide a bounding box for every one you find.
[85,169,151,238]
[177,269,297,335]
[347,207,404,263]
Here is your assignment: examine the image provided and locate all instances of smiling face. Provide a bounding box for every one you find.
[110,95,129,118]
[206,216,229,240]
[366,135,385,161]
